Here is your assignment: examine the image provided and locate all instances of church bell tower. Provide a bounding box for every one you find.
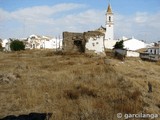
[105,4,114,40]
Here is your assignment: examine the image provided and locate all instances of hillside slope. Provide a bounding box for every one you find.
[0,50,160,120]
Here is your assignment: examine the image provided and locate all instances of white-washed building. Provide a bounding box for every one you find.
[140,41,160,61]
[2,39,9,48]
[85,35,105,55]
[27,34,62,50]
[2,39,12,51]
[104,4,118,49]
[122,37,146,51]
[147,42,160,55]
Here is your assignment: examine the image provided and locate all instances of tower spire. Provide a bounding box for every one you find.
[107,3,112,13]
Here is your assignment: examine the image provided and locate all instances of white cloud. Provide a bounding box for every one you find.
[114,12,160,42]
[134,12,148,24]
[0,8,10,22]
[10,3,86,24]
[0,3,160,42]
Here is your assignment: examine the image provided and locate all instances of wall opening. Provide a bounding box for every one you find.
[109,16,111,22]
[73,40,84,52]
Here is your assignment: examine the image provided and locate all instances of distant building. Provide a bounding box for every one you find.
[2,39,8,48]
[3,39,13,51]
[26,34,62,50]
[1,35,62,51]
[140,41,160,61]
[122,37,146,51]
[147,42,160,55]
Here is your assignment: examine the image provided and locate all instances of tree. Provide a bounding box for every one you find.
[114,40,124,49]
[0,42,2,51]
[10,40,25,51]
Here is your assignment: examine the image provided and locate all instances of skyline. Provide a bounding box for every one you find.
[0,0,160,43]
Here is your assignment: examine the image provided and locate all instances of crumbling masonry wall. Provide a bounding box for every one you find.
[62,31,104,53]
[62,32,85,53]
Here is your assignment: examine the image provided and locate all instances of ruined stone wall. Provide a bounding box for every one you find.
[84,31,104,42]
[62,31,104,54]
[62,32,84,53]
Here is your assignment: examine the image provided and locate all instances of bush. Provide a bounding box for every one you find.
[0,43,3,51]
[10,40,25,51]
[114,40,124,49]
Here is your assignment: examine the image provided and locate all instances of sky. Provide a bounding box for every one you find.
[0,0,160,43]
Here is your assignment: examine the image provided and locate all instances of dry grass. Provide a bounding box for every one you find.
[0,50,160,120]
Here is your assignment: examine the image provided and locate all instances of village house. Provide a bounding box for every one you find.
[1,39,14,51]
[147,42,160,55]
[140,41,160,61]
[122,37,147,51]
[2,39,9,50]
[2,35,63,51]
[27,35,62,50]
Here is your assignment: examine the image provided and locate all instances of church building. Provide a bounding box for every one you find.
[103,4,117,49]
[105,4,114,40]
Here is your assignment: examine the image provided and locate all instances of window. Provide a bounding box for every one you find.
[109,16,111,22]
[33,44,35,49]
[92,43,95,46]
[96,42,99,44]
[154,49,156,55]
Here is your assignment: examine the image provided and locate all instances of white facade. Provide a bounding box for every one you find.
[85,36,105,54]
[104,39,117,49]
[105,4,114,41]
[147,47,160,55]
[1,35,63,51]
[48,38,63,49]
[5,42,11,51]
[123,37,146,51]
[126,51,140,57]
[27,35,62,50]
[2,39,9,48]
[2,39,11,51]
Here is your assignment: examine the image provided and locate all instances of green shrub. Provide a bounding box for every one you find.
[10,40,25,51]
[114,40,124,49]
[0,43,3,51]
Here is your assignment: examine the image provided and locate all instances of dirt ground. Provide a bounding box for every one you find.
[0,50,160,120]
